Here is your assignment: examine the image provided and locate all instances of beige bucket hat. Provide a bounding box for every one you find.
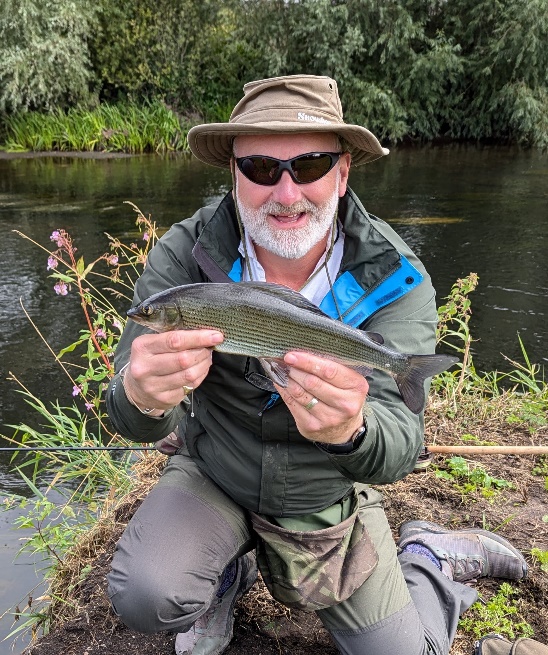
[188,74,389,168]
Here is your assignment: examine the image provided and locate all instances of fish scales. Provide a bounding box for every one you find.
[169,284,409,376]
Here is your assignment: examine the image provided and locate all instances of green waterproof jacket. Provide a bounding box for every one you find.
[106,188,440,516]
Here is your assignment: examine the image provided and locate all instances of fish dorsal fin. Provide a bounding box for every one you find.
[237,281,331,318]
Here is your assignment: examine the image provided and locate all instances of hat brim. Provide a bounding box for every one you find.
[188,121,389,168]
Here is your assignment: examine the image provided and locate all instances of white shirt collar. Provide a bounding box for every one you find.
[237,222,345,309]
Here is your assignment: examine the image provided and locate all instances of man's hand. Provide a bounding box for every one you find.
[121,329,224,414]
[275,351,369,445]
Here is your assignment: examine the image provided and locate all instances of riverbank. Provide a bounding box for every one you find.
[18,391,548,655]
[0,151,135,159]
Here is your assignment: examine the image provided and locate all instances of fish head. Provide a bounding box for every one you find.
[126,299,181,332]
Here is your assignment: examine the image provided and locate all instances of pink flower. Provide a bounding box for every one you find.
[47,256,58,270]
[95,328,107,339]
[85,402,94,411]
[50,230,64,248]
[112,319,123,332]
[72,385,81,397]
[107,255,119,266]
[143,232,150,242]
[54,281,68,296]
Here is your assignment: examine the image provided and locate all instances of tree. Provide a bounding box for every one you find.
[0,0,97,112]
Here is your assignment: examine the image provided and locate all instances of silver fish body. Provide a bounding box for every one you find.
[127,281,458,414]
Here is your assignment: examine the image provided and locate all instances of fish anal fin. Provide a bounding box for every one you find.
[259,357,290,388]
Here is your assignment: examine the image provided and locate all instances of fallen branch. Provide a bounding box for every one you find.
[427,445,548,455]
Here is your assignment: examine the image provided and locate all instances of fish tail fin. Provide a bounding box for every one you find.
[395,354,459,414]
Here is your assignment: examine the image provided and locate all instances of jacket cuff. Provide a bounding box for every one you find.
[106,373,185,442]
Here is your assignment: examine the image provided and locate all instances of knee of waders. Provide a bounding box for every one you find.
[107,567,213,634]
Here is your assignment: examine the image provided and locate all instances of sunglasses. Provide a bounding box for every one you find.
[235,152,341,186]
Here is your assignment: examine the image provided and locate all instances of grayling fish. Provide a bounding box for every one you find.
[127,281,458,414]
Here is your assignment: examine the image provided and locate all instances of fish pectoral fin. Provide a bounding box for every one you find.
[259,357,290,388]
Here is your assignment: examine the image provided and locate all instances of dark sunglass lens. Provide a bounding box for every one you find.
[292,154,333,183]
[241,157,279,185]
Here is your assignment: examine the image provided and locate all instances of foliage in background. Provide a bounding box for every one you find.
[3,101,189,153]
[2,0,547,147]
[0,0,97,113]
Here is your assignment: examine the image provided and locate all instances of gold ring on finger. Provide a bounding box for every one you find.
[304,397,319,411]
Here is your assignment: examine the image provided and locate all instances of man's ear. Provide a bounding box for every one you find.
[338,152,352,197]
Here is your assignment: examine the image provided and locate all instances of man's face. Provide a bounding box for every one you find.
[233,133,351,260]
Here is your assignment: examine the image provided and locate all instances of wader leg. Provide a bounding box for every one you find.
[317,489,477,655]
[107,453,254,634]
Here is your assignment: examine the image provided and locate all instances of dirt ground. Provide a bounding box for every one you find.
[18,401,548,655]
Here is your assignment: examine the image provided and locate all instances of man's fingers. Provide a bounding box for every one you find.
[135,329,224,355]
[284,352,369,400]
[130,347,213,380]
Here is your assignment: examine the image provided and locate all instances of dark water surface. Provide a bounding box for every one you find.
[0,145,546,651]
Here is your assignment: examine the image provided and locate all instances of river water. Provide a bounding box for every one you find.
[0,145,546,651]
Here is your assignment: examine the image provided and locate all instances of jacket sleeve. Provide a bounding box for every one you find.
[318,268,440,485]
[106,218,208,442]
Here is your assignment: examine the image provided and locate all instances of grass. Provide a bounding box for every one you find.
[2,100,192,154]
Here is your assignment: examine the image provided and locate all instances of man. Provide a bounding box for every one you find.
[106,75,528,655]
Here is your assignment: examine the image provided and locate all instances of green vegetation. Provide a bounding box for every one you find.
[1,0,547,150]
[531,548,548,573]
[3,101,189,153]
[459,583,534,640]
[434,456,514,499]
[433,274,548,429]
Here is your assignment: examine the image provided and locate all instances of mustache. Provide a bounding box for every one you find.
[261,199,318,215]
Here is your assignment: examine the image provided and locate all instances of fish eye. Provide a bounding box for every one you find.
[142,304,154,316]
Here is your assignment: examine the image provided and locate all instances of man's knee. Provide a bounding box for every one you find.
[107,566,214,634]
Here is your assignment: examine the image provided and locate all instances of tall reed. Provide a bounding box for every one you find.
[2,101,190,153]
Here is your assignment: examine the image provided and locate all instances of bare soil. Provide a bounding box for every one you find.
[19,402,548,655]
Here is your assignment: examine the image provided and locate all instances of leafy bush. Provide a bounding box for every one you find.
[0,0,97,112]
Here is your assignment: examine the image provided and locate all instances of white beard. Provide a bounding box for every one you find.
[236,184,340,260]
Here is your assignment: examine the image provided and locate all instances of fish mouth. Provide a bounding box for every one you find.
[126,307,141,319]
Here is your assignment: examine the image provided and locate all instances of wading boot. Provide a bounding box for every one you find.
[175,552,257,655]
[398,520,528,582]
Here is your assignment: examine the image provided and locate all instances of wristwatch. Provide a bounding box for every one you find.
[316,423,367,454]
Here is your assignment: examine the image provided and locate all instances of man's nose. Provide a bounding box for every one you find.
[270,170,303,206]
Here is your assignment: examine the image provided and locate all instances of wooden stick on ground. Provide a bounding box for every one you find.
[427,445,548,455]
